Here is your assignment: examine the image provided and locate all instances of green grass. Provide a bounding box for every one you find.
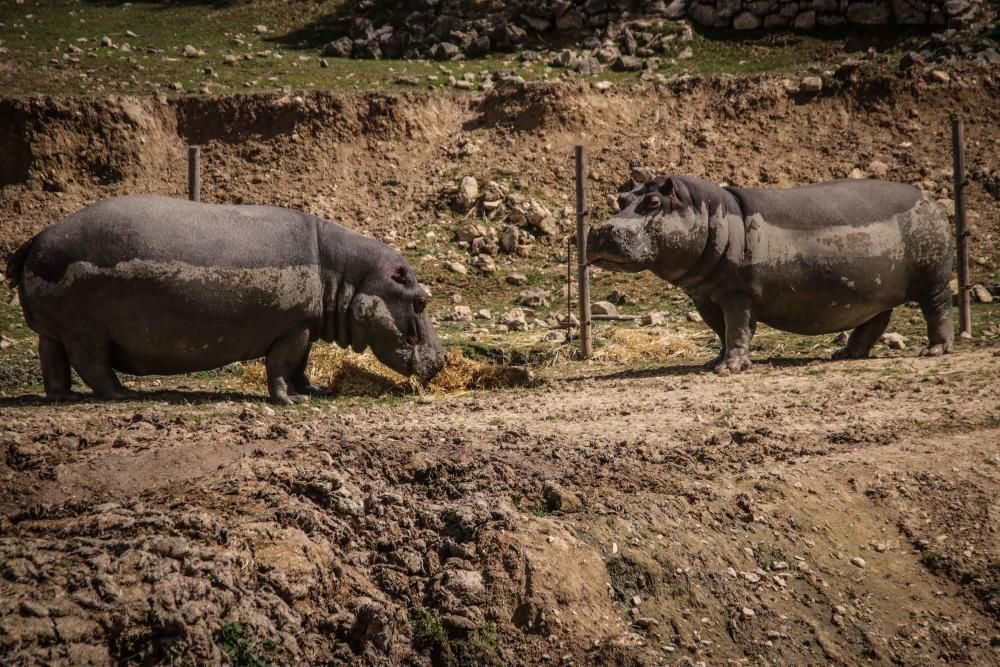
[214,622,273,667]
[0,0,853,98]
[408,607,501,666]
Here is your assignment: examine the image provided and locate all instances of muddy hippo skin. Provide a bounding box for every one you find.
[5,196,447,403]
[587,175,953,373]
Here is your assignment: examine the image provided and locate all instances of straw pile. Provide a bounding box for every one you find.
[239,345,533,397]
[591,326,709,363]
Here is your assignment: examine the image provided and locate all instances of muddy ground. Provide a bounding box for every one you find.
[1,67,999,665]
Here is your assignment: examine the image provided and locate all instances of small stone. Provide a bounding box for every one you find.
[834,604,848,615]
[502,308,528,331]
[631,595,643,607]
[850,557,866,568]
[458,176,479,209]
[446,261,467,275]
[183,45,203,58]
[849,167,866,179]
[867,160,889,178]
[799,76,822,93]
[320,58,330,68]
[101,36,113,48]
[639,312,664,326]
[169,81,183,91]
[591,301,619,317]
[832,613,845,627]
[928,69,950,84]
[255,24,269,34]
[742,607,755,618]
[519,288,549,308]
[453,305,473,321]
[874,543,888,552]
[475,309,492,320]
[223,54,240,66]
[972,284,993,303]
[505,273,528,286]
[686,311,703,323]
[772,561,788,570]
[881,332,906,350]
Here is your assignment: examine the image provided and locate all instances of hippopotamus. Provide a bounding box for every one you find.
[5,196,446,403]
[587,175,953,373]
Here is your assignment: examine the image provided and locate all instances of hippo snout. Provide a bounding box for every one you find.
[587,217,653,271]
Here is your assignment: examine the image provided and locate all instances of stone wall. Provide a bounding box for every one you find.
[686,0,986,31]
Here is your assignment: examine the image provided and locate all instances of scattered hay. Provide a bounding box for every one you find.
[239,345,533,398]
[591,326,708,363]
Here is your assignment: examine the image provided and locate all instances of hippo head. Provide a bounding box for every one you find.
[349,262,446,382]
[587,175,713,282]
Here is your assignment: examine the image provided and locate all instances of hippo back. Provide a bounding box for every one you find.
[727,179,922,230]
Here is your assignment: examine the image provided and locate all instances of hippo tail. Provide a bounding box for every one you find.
[5,236,34,288]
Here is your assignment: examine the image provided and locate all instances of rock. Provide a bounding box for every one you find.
[502,308,528,331]
[475,309,492,320]
[519,288,549,308]
[319,58,330,68]
[591,301,619,317]
[742,607,755,618]
[639,312,664,326]
[928,69,951,84]
[101,36,114,48]
[458,176,479,209]
[733,12,762,30]
[473,255,496,273]
[446,261,467,275]
[453,305,473,321]
[881,332,907,350]
[506,273,528,286]
[255,24,268,34]
[686,311,703,322]
[612,55,643,71]
[799,76,823,93]
[972,284,993,303]
[553,49,578,68]
[847,2,891,24]
[851,556,867,568]
[183,45,204,58]
[324,37,353,57]
[867,160,889,178]
[169,82,184,92]
[849,167,866,179]
[793,10,816,29]
[223,54,240,66]
[833,613,845,627]
[575,55,602,75]
[500,225,522,253]
[542,480,583,512]
[431,42,460,61]
[522,14,551,32]
[772,560,788,570]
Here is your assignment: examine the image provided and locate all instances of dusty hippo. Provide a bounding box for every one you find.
[5,195,446,403]
[587,175,953,373]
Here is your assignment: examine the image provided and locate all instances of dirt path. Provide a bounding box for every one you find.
[1,349,997,664]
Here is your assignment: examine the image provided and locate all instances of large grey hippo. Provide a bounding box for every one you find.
[587,175,953,373]
[5,196,446,403]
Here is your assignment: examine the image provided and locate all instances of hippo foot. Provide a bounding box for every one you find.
[99,388,140,401]
[919,343,953,357]
[295,383,325,396]
[47,390,85,402]
[832,346,870,361]
[713,350,752,375]
[272,394,309,406]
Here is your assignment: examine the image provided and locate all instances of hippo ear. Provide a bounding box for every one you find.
[390,266,409,285]
[617,192,637,211]
[657,178,675,196]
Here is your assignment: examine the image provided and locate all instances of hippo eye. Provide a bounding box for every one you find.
[414,297,427,314]
[636,194,662,214]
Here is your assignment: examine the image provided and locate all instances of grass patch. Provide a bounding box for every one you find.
[214,622,273,667]
[409,607,501,666]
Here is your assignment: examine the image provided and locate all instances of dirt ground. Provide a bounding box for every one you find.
[1,349,998,664]
[1,66,999,665]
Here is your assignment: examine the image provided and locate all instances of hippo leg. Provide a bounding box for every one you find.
[832,310,892,360]
[290,342,324,396]
[39,337,83,401]
[692,299,727,368]
[918,287,954,356]
[265,327,313,405]
[714,293,756,375]
[63,337,137,400]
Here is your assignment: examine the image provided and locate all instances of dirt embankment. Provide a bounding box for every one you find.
[2,68,999,274]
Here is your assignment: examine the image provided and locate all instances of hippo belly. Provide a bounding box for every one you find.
[23,260,323,375]
[745,221,911,335]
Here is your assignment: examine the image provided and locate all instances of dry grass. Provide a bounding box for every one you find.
[591,326,709,363]
[239,344,533,397]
